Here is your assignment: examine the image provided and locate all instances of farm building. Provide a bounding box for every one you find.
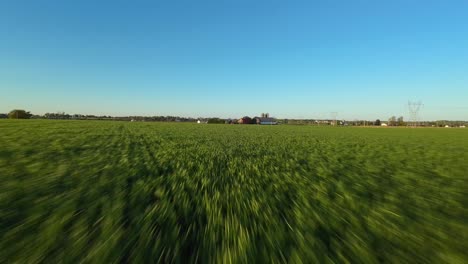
[254,113,277,125]
[238,116,252,124]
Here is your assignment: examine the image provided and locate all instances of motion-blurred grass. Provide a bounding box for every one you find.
[1,120,467,263]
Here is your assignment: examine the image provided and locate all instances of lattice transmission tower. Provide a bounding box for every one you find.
[408,101,423,127]
[330,112,338,126]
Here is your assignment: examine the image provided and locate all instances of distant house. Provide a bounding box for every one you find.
[460,125,466,128]
[254,113,277,125]
[381,123,388,127]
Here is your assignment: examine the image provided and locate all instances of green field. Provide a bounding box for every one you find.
[1,120,467,263]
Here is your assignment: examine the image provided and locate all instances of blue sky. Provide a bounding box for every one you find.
[1,0,467,120]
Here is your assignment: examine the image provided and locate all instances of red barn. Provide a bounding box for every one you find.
[238,116,252,124]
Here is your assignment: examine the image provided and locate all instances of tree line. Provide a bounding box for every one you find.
[2,109,466,127]
[1,109,200,122]
[387,116,406,126]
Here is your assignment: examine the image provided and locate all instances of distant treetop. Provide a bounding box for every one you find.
[8,109,32,119]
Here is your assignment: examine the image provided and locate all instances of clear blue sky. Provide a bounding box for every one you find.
[1,0,467,120]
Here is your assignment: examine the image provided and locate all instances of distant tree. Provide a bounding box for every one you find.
[374,119,381,126]
[8,109,32,119]
[207,118,224,124]
[397,116,405,126]
[388,116,396,126]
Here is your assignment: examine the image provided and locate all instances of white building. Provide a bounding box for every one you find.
[254,113,277,125]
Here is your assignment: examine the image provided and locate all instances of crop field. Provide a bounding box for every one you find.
[1,120,467,263]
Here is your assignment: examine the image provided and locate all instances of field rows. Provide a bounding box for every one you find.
[1,120,467,263]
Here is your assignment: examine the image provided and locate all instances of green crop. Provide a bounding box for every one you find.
[1,120,467,263]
